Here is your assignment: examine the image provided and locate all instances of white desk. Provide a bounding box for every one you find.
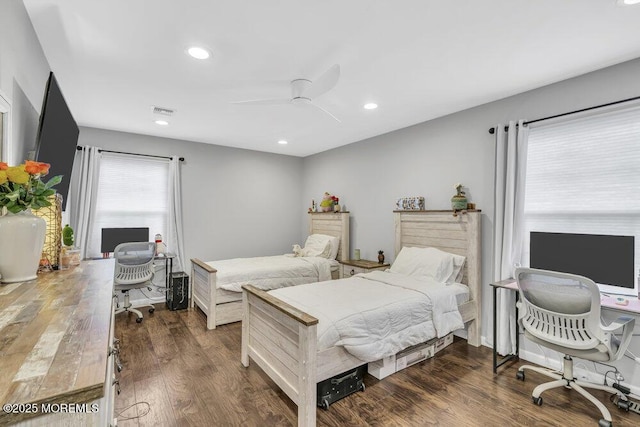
[491,279,640,374]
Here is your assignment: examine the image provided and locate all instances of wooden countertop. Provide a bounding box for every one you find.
[0,259,115,425]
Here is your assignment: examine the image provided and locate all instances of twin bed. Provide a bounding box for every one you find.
[190,212,350,330]
[240,210,482,427]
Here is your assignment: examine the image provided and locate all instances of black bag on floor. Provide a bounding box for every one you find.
[317,364,367,409]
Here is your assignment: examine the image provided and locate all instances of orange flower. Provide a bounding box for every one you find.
[24,160,50,176]
[0,162,8,171]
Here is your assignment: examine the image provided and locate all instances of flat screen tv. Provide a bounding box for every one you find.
[34,72,79,211]
[529,232,636,296]
[101,228,150,254]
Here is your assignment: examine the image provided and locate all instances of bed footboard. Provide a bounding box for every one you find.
[242,285,318,427]
[191,258,218,329]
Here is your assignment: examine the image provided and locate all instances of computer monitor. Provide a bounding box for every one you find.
[529,232,636,296]
[101,227,150,254]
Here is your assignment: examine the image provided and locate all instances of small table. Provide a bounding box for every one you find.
[340,259,390,278]
[490,279,519,374]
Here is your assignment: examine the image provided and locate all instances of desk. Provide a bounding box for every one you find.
[154,253,175,290]
[491,279,520,374]
[0,260,117,425]
[491,279,640,374]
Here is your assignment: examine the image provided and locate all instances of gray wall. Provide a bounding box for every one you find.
[303,56,640,389]
[78,127,305,266]
[0,1,50,164]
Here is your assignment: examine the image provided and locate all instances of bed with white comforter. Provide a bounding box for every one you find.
[191,212,350,330]
[241,211,482,427]
[270,270,465,362]
[207,255,336,293]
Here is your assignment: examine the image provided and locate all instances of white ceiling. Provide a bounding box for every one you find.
[23,0,640,157]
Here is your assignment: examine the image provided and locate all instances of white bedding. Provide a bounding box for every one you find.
[269,270,465,362]
[206,255,337,292]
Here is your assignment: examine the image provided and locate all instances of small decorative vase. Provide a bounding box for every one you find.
[321,205,332,212]
[378,251,385,264]
[0,210,47,283]
[333,204,340,212]
[451,195,468,211]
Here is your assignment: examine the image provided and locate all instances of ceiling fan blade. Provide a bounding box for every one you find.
[231,98,291,105]
[307,102,341,123]
[305,64,340,99]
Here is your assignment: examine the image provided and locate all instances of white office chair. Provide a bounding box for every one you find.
[113,242,156,323]
[514,267,635,427]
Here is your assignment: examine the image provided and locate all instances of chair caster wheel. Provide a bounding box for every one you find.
[360,383,366,392]
[136,317,143,323]
[598,419,612,427]
[320,399,329,410]
[516,371,525,381]
[532,396,543,406]
[616,399,630,411]
[149,308,155,314]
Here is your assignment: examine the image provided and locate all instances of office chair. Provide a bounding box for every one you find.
[514,267,635,427]
[113,242,156,323]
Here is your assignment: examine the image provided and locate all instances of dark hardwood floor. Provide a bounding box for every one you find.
[114,305,638,426]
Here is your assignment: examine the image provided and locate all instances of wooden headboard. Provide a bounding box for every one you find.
[308,212,350,262]
[394,210,482,345]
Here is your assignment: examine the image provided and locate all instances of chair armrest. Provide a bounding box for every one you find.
[602,316,635,360]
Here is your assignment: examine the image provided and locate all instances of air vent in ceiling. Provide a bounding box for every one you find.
[152,106,175,116]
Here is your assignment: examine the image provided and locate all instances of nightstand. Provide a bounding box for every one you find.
[340,259,390,278]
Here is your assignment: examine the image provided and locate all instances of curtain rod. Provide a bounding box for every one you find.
[487,94,640,134]
[76,145,185,162]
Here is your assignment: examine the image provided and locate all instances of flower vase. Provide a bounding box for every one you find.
[451,195,468,211]
[0,210,46,283]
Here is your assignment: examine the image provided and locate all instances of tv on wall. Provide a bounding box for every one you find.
[34,72,79,211]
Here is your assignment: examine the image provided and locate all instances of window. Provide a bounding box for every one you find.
[523,104,640,291]
[86,153,169,258]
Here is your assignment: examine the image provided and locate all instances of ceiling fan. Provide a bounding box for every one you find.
[232,64,341,122]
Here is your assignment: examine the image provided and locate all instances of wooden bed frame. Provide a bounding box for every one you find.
[241,210,482,427]
[190,212,350,330]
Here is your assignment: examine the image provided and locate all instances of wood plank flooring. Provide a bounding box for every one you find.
[114,305,639,426]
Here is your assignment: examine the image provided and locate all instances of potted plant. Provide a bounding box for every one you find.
[451,183,468,211]
[0,161,62,282]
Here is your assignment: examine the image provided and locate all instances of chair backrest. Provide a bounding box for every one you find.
[114,242,155,285]
[515,267,604,351]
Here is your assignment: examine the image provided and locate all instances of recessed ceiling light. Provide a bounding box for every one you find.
[154,119,169,126]
[618,0,640,5]
[187,46,210,59]
[364,103,378,110]
[277,140,288,145]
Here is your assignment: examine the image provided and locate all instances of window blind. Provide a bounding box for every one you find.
[523,105,640,275]
[86,153,169,258]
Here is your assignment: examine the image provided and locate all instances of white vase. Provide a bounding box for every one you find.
[0,210,47,283]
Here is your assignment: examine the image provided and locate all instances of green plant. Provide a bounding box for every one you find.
[63,224,74,247]
[0,161,62,214]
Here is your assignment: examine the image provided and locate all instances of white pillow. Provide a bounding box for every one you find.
[301,234,333,258]
[451,253,466,283]
[390,247,454,282]
[327,235,340,260]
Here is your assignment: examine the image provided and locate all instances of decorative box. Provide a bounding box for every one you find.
[396,196,425,210]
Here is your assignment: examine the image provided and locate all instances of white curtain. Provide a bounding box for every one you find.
[68,146,101,260]
[166,156,185,272]
[493,120,529,355]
